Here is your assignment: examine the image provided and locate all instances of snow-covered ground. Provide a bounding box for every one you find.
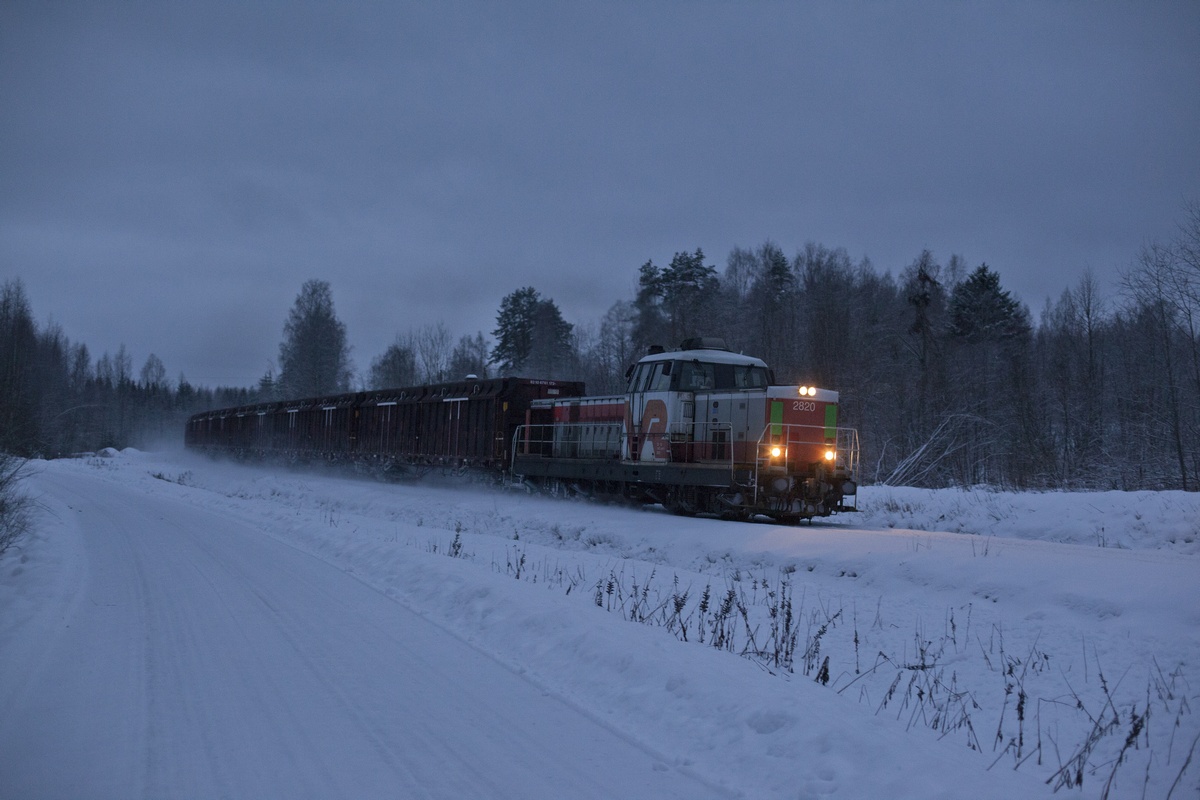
[2,449,1197,799]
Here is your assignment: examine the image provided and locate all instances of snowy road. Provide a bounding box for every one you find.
[0,469,728,799]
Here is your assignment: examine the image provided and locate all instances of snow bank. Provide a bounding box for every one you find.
[858,484,1200,553]
[6,452,1197,799]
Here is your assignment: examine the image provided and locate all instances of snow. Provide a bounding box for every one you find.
[2,450,1197,799]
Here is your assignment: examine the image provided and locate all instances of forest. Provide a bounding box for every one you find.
[2,203,1197,491]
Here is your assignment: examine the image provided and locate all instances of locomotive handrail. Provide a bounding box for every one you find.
[752,422,860,507]
[510,421,737,475]
[512,421,623,461]
[752,422,859,466]
[836,427,860,480]
[664,421,736,474]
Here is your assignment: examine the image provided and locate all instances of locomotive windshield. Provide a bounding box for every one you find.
[628,360,771,392]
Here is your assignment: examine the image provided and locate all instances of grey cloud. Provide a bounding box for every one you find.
[2,1,1197,384]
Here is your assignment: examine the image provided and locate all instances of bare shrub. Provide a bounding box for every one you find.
[0,454,32,555]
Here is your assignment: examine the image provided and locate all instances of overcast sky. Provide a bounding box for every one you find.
[3,2,1198,386]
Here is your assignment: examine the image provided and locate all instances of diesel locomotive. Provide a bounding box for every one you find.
[185,338,858,522]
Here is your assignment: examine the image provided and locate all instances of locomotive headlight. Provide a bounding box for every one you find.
[798,386,809,396]
[770,446,783,459]
[824,449,835,461]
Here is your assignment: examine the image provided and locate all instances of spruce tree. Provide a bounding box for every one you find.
[277,280,353,398]
[948,265,1030,343]
[490,288,573,376]
[490,287,541,373]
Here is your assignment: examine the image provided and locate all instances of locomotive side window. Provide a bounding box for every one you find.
[678,361,716,390]
[627,364,650,393]
[646,361,673,392]
[673,361,769,391]
[734,365,769,389]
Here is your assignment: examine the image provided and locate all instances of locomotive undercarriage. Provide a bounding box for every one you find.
[511,455,854,523]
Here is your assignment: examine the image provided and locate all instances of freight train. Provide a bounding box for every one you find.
[185,338,858,522]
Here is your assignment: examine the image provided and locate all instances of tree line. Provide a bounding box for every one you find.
[3,202,1197,489]
[0,282,255,456]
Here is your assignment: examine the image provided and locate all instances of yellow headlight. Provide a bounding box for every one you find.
[770,446,782,459]
[824,450,835,461]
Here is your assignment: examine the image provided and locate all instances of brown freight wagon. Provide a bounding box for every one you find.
[185,377,585,472]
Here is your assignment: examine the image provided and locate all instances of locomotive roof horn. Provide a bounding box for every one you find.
[678,337,729,352]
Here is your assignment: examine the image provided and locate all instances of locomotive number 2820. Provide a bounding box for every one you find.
[792,401,817,412]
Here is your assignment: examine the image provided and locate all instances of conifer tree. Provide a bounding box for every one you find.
[277,280,353,398]
[490,287,573,376]
[0,280,39,454]
[948,264,1030,343]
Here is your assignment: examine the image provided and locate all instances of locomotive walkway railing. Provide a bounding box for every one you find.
[751,423,860,509]
[511,420,859,514]
[512,420,858,500]
[512,422,859,470]
[510,422,738,473]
